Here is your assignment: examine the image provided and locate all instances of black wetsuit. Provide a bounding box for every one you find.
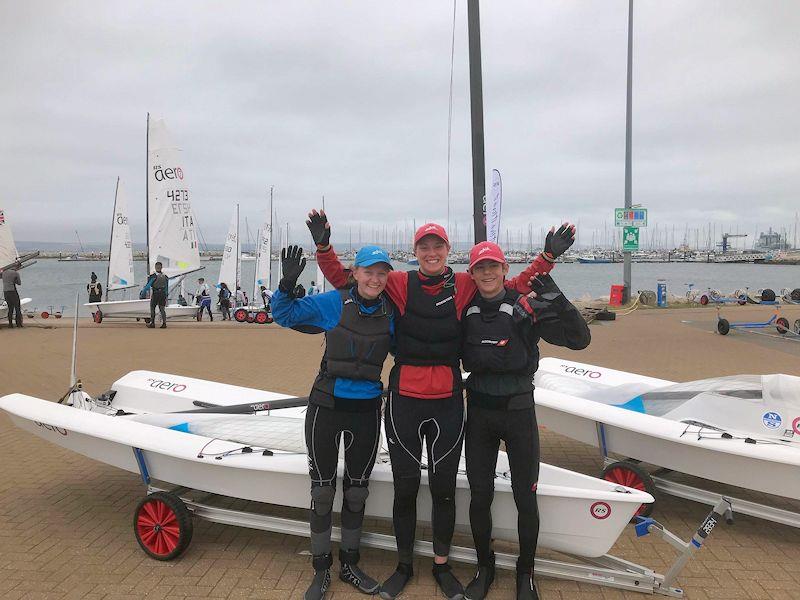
[271,286,394,573]
[462,283,590,571]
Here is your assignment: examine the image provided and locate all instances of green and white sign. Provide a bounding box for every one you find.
[615,208,647,228]
[622,226,639,251]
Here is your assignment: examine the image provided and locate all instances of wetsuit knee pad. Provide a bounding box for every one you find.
[393,474,421,500]
[311,484,336,517]
[343,485,369,513]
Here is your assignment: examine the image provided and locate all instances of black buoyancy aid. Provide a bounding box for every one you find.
[311,289,393,403]
[461,288,537,376]
[394,271,461,367]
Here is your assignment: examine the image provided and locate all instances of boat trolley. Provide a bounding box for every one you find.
[131,447,730,597]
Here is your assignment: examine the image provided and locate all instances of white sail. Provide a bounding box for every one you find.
[316,263,326,293]
[147,117,200,278]
[0,207,19,268]
[254,224,271,301]
[487,169,502,245]
[107,179,135,291]
[217,206,240,291]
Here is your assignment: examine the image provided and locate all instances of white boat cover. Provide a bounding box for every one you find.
[537,369,800,444]
[147,117,201,278]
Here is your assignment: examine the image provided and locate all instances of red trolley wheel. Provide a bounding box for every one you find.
[41,311,50,319]
[601,461,656,518]
[93,310,103,324]
[133,492,193,561]
[776,317,790,334]
[234,308,248,323]
[255,311,269,324]
[699,294,709,306]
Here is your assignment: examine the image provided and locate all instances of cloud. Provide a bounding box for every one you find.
[1,0,798,250]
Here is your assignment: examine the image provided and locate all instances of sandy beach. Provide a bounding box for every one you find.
[2,304,800,599]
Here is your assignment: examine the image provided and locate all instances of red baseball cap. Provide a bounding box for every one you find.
[469,241,507,270]
[414,223,450,246]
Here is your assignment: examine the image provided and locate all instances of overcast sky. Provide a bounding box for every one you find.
[1,1,798,249]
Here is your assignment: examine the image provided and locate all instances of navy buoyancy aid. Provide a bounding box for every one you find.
[461,288,538,376]
[311,289,393,403]
[394,271,461,367]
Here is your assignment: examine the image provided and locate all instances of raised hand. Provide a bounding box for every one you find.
[279,245,307,294]
[306,209,331,248]
[543,223,576,261]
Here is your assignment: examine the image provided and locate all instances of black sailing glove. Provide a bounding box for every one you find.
[516,274,569,323]
[306,210,331,248]
[279,245,307,295]
[543,223,575,261]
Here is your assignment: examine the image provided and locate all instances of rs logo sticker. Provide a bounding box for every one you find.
[590,501,611,520]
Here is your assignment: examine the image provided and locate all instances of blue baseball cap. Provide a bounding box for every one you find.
[354,245,393,269]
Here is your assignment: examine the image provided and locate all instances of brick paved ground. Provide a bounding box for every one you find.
[1,305,800,599]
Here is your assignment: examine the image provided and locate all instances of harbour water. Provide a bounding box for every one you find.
[11,258,800,317]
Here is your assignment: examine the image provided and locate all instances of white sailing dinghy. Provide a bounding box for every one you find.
[86,116,201,324]
[0,207,36,320]
[217,204,242,317]
[0,369,650,559]
[534,358,800,526]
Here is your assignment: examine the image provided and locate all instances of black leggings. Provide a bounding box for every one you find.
[4,291,22,326]
[465,403,540,570]
[305,403,381,563]
[384,391,465,562]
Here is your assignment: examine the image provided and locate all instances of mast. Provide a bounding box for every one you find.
[145,112,150,273]
[105,177,120,301]
[622,0,634,303]
[468,0,487,244]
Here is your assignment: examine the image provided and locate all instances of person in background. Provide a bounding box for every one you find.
[308,280,321,295]
[218,283,232,320]
[260,285,272,310]
[2,262,23,328]
[461,241,588,600]
[235,285,248,308]
[143,261,168,328]
[271,244,396,600]
[87,272,102,303]
[196,277,213,321]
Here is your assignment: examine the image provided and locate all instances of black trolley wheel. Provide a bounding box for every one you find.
[794,319,800,335]
[776,317,790,335]
[144,318,151,324]
[601,461,656,518]
[717,318,730,335]
[133,491,193,561]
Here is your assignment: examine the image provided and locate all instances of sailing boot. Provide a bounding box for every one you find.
[304,553,332,600]
[515,567,539,600]
[379,562,413,600]
[464,552,495,600]
[339,549,379,594]
[432,562,464,600]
